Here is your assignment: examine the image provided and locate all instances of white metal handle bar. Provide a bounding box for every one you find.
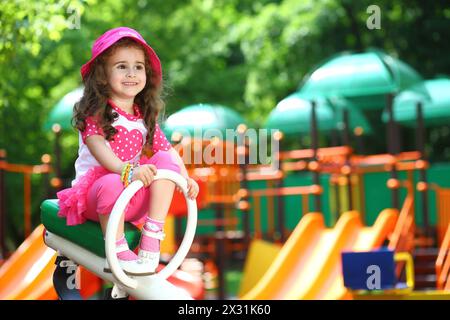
[105,169,198,289]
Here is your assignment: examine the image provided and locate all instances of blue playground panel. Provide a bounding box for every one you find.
[341,248,397,291]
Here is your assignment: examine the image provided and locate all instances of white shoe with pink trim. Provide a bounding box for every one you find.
[103,242,155,276]
[137,228,165,273]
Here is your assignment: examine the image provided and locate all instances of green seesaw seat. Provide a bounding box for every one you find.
[40,199,141,257]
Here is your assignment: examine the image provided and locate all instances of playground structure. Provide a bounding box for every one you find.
[240,209,398,299]
[157,115,450,299]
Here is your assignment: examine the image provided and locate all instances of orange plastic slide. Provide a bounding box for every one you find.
[241,209,398,300]
[0,225,58,300]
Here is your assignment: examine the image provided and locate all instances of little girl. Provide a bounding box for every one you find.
[57,27,199,276]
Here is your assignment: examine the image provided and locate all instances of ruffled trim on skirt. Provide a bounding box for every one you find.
[57,166,109,226]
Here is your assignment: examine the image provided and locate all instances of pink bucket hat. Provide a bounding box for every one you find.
[80,27,162,84]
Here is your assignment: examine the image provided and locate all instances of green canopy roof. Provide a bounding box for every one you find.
[265,93,335,134]
[382,77,450,127]
[264,93,372,135]
[44,87,83,131]
[299,50,424,110]
[162,104,246,140]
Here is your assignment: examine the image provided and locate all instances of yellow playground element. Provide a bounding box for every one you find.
[240,209,398,300]
[238,239,282,297]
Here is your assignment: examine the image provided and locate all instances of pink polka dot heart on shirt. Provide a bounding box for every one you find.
[109,126,143,161]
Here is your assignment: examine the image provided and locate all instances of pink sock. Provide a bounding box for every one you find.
[140,217,165,253]
[116,236,138,261]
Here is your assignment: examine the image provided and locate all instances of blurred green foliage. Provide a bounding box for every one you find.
[0,0,449,249]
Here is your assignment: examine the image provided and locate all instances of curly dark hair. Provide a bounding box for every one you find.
[73,37,165,154]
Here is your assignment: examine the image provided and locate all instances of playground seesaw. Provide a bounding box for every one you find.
[42,169,197,300]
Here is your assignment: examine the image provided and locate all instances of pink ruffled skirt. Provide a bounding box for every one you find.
[57,151,180,226]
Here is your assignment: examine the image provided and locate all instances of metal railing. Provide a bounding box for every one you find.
[431,184,450,246]
[248,185,322,241]
[388,180,415,276]
[0,150,53,257]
